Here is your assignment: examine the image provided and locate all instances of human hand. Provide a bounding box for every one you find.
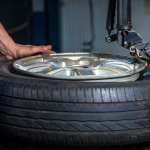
[0,23,55,60]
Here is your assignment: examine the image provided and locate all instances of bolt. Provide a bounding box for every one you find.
[124,41,127,45]
[123,30,128,35]
[139,52,143,57]
[107,38,111,43]
[131,48,135,52]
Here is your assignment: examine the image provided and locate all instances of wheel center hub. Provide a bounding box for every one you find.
[69,65,89,69]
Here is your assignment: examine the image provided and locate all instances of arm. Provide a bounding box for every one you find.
[0,23,55,60]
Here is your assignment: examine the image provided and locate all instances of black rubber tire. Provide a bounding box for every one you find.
[0,59,150,146]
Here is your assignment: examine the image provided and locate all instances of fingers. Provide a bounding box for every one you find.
[15,44,55,58]
[41,50,56,54]
[31,45,53,54]
[31,45,56,55]
[4,55,13,60]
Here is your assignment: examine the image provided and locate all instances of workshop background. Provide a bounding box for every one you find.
[0,0,150,56]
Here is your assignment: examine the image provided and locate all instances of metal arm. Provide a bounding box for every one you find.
[106,0,116,36]
[105,0,150,64]
[105,0,117,43]
[116,0,132,30]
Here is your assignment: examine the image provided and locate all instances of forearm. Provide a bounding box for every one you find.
[0,23,17,59]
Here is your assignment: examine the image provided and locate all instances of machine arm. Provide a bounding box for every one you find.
[106,0,116,36]
[105,0,150,64]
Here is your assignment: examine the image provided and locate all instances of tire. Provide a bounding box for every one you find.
[0,59,150,146]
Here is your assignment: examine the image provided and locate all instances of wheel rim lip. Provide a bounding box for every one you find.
[13,53,145,81]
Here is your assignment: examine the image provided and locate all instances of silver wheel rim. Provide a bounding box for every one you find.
[13,53,145,82]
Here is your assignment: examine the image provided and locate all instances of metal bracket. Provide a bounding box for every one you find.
[105,34,117,43]
[117,30,142,48]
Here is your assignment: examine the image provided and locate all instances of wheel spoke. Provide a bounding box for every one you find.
[38,66,62,74]
[90,61,102,68]
[98,66,124,73]
[105,61,135,70]
[47,68,67,75]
